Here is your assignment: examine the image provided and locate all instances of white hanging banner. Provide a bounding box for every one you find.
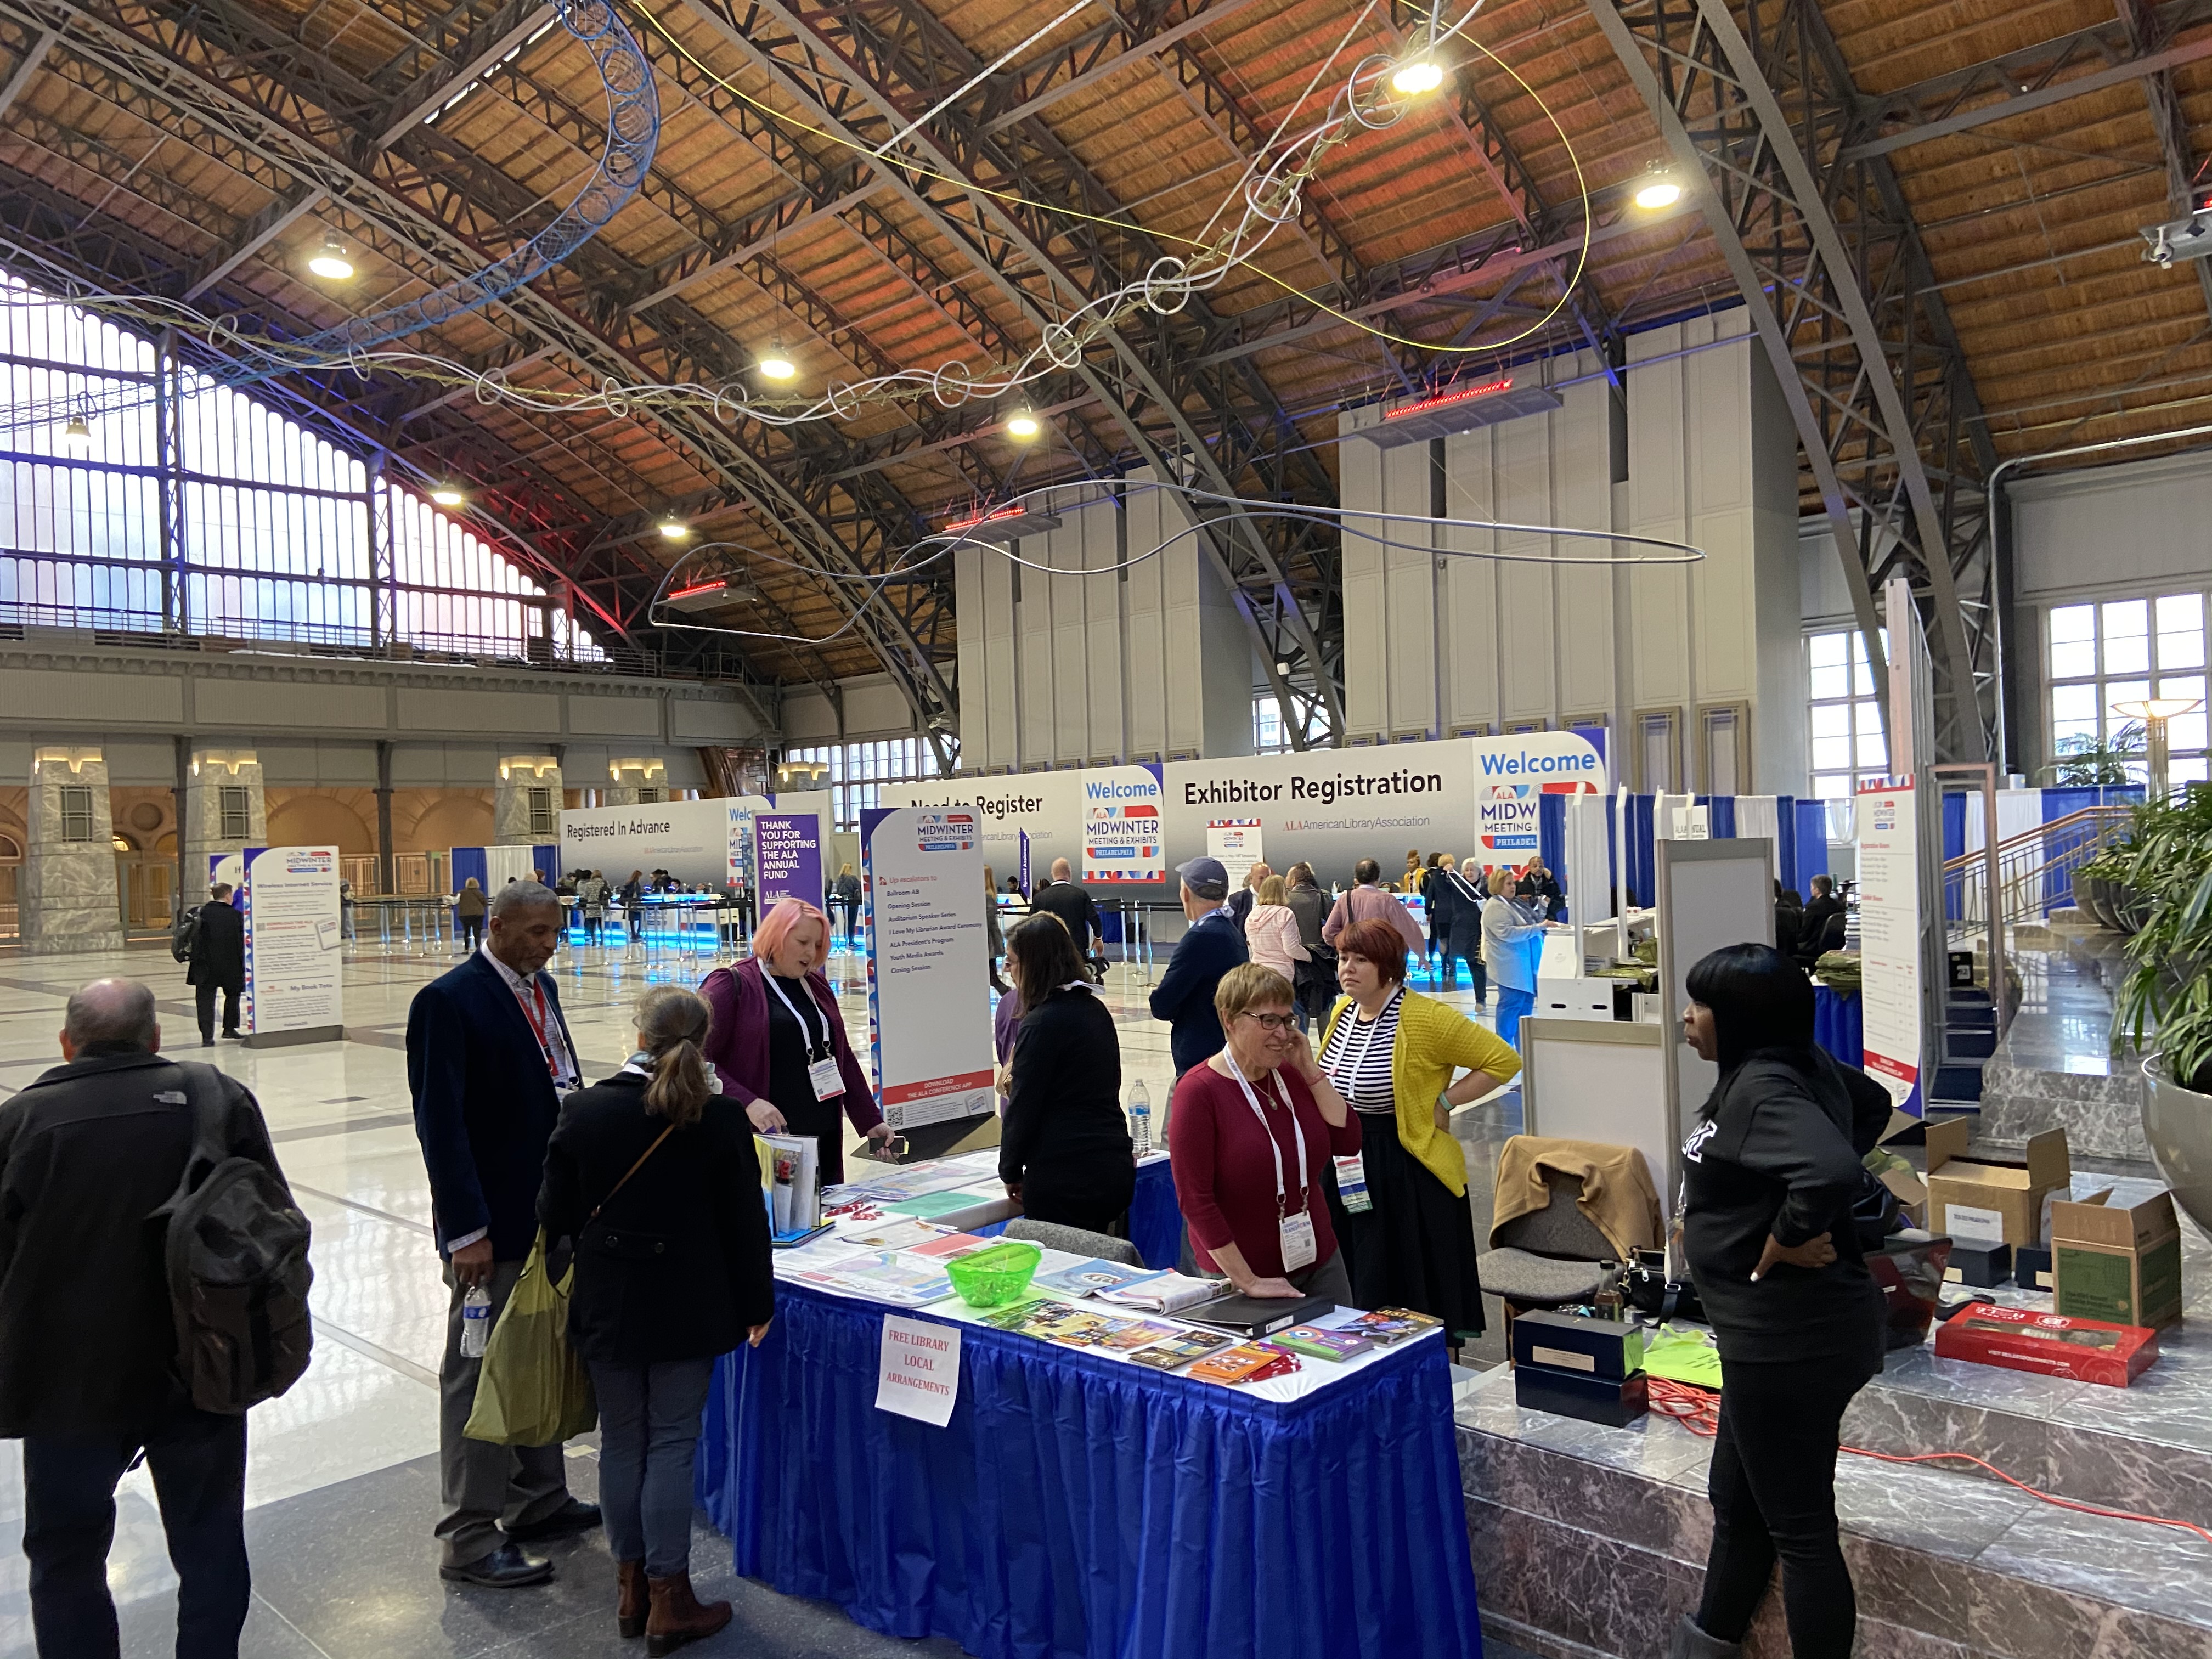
[1857,780,1925,1115]
[1081,763,1166,884]
[876,1313,961,1426]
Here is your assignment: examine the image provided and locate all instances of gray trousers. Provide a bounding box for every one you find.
[589,1358,714,1576]
[437,1259,572,1568]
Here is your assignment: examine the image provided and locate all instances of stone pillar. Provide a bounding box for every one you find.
[180,751,266,900]
[601,757,666,809]
[495,756,563,847]
[23,749,125,955]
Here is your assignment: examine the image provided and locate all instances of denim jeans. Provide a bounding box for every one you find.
[22,1397,249,1659]
[1496,986,1534,1049]
[589,1357,715,1576]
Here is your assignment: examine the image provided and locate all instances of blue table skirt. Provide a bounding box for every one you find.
[1814,985,1863,1067]
[696,1282,1483,1659]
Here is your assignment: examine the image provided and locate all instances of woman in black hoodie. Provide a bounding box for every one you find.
[1671,944,1891,1659]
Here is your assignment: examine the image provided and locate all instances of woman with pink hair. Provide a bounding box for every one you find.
[699,897,890,1183]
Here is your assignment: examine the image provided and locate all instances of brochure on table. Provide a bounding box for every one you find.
[860,806,996,1135]
[781,1150,1431,1403]
[241,845,343,1040]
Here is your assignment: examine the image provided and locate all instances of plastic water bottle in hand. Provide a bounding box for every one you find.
[460,1285,492,1358]
[1128,1080,1152,1158]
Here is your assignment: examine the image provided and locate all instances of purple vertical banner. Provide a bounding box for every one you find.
[1018,830,1031,896]
[754,811,825,912]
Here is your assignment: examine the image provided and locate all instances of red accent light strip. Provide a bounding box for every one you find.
[668,580,725,601]
[943,505,1026,532]
[1383,376,1516,419]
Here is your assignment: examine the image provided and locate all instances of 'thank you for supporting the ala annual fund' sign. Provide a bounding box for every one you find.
[860,805,995,1137]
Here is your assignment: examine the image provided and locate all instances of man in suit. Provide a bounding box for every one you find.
[408,879,599,1588]
[0,978,287,1657]
[185,884,246,1045]
[1224,861,1272,935]
[1030,858,1107,980]
[1148,857,1249,1078]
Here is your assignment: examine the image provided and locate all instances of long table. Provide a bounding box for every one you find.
[695,1277,1482,1659]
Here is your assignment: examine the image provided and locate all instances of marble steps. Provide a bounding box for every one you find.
[1458,1370,2212,1659]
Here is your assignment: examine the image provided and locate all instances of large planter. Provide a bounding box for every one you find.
[2143,1056,2212,1237]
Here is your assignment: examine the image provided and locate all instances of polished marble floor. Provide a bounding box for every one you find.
[0,931,1518,1658]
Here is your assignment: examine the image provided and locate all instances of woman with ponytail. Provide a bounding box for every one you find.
[539,984,773,1653]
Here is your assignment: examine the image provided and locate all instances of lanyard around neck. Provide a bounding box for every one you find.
[763,969,829,1058]
[1224,1051,1309,1218]
[1325,986,1400,1091]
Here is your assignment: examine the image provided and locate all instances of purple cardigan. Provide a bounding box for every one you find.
[700,958,883,1133]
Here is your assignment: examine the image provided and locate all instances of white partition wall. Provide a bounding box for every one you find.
[1337,318,1805,796]
[1655,836,1776,1192]
[952,472,1252,771]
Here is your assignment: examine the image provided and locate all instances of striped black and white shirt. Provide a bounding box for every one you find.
[1319,988,1402,1115]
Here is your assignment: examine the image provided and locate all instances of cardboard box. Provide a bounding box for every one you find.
[1934,1301,2159,1387]
[1923,1121,2070,1249]
[1941,1241,2012,1289]
[2050,1188,2185,1331]
[1514,1362,1649,1427]
[1509,1309,1646,1381]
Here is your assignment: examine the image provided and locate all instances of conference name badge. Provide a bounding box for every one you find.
[1279,1209,1318,1273]
[808,1056,846,1102]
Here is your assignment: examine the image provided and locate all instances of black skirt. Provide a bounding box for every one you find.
[1338,1108,1487,1338]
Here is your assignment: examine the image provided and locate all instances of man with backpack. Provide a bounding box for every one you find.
[183,883,247,1045]
[0,977,305,1658]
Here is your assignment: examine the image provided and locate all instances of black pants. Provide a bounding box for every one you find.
[1017,1160,1137,1236]
[22,1398,250,1659]
[194,981,240,1041]
[1696,1355,1877,1658]
[459,915,484,950]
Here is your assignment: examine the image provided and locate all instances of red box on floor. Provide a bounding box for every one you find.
[1932,1302,2159,1388]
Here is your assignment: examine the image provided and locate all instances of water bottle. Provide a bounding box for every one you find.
[460,1285,492,1358]
[1128,1080,1152,1158]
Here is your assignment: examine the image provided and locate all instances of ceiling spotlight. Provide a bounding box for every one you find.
[306,232,356,281]
[757,339,797,382]
[430,484,466,507]
[61,413,92,450]
[1006,408,1041,439]
[657,516,690,540]
[1390,57,1444,96]
[1633,161,1684,211]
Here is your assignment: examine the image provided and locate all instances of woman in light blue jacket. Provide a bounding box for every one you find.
[1481,868,1548,1049]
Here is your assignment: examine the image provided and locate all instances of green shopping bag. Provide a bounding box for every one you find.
[463,1230,597,1446]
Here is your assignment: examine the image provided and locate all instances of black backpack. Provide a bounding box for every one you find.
[170,905,200,964]
[150,1063,314,1413]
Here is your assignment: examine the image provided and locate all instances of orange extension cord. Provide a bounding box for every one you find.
[1644,1376,2212,1549]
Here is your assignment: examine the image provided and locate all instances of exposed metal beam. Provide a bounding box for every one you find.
[1841,20,2212,161]
[372,0,555,149]
[2116,0,2212,319]
[180,184,323,300]
[983,0,1267,134]
[0,22,54,116]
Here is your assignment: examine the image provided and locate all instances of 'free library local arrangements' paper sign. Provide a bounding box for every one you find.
[876,1313,962,1426]
[861,806,995,1133]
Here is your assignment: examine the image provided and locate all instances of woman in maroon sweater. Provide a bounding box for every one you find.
[1169,962,1363,1303]
[699,896,888,1186]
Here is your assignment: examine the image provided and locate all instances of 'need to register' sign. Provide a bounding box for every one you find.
[875,1313,961,1427]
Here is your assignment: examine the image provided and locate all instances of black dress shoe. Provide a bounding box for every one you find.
[505,1498,602,1543]
[440,1542,554,1588]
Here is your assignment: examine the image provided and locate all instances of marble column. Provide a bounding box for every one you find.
[494,756,563,847]
[600,757,666,809]
[22,750,125,955]
[180,751,266,900]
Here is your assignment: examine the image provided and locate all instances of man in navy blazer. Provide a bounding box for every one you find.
[408,879,600,1588]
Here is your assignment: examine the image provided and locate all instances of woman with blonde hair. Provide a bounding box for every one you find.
[539,984,774,1651]
[1243,875,1310,1020]
[699,896,890,1184]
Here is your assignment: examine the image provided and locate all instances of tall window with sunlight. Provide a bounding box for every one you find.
[785,737,947,830]
[1805,630,1888,800]
[2047,595,2207,786]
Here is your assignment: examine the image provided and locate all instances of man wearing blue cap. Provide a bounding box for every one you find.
[1149,856,1250,1078]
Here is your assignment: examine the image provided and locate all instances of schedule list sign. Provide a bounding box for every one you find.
[242,844,343,1039]
[861,806,995,1133]
[1856,781,1925,1115]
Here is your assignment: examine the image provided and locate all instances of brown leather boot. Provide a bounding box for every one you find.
[616,1560,648,1639]
[645,1572,732,1655]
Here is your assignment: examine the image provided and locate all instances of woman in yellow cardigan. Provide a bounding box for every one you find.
[1317,916,1521,1341]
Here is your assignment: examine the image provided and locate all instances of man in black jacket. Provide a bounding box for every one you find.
[185,884,247,1045]
[0,977,286,1658]
[1030,859,1107,978]
[408,880,599,1589]
[1148,857,1249,1077]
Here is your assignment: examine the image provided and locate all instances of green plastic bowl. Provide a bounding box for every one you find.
[946,1241,1042,1308]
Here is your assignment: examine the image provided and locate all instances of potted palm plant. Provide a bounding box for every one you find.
[2114,786,2212,1232]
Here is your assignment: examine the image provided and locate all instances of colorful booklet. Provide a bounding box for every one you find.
[1034,1259,1161,1297]
[1124,1328,1235,1372]
[1186,1343,1298,1385]
[837,1218,950,1252]
[812,1251,955,1307]
[1345,1307,1443,1345]
[1270,1324,1375,1362]
[907,1232,993,1259]
[1096,1318,1182,1352]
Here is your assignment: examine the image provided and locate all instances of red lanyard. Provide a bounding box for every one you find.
[514,980,567,1082]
